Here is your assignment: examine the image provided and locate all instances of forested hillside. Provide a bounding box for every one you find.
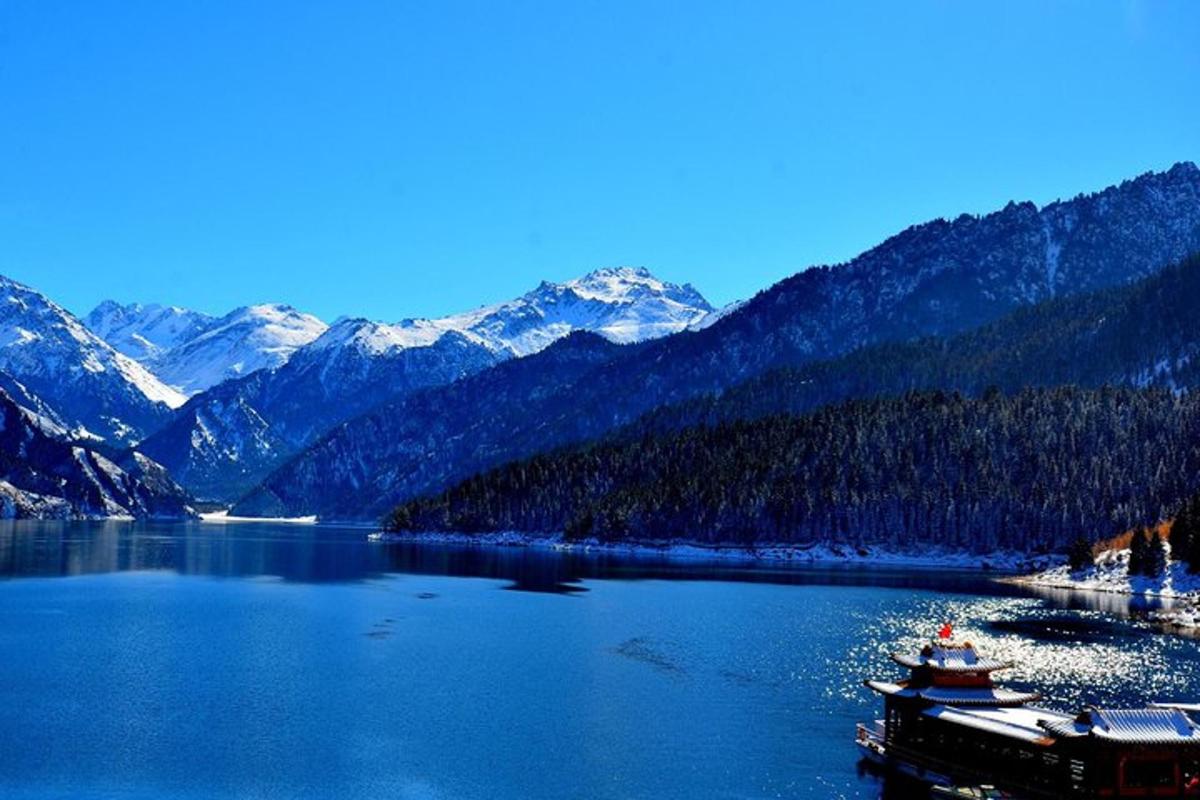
[630,252,1200,437]
[385,387,1200,553]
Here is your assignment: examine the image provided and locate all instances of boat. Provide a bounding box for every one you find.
[858,639,1200,798]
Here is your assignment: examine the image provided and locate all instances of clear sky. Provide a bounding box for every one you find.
[1,1,1198,322]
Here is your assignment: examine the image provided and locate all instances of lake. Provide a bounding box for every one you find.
[0,520,1197,799]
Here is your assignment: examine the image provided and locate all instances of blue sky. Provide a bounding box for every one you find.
[1,1,1198,322]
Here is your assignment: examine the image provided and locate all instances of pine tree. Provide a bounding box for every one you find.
[1129,527,1148,576]
[1182,496,1200,574]
[1172,504,1193,566]
[1068,537,1094,572]
[1148,528,1168,577]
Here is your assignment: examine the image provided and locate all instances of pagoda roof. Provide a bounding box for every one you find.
[1041,708,1200,745]
[865,680,1040,707]
[891,644,1010,673]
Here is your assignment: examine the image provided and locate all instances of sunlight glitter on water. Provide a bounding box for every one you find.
[832,594,1200,710]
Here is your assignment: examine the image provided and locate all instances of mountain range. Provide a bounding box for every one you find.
[233,163,1200,521]
[133,266,713,501]
[382,251,1200,551]
[4,161,1200,546]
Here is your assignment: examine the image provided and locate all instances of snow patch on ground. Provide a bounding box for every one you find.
[200,510,318,524]
[1019,545,1200,630]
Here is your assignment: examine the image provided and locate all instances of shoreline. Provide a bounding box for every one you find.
[199,510,319,524]
[1015,551,1200,630]
[367,530,1052,573]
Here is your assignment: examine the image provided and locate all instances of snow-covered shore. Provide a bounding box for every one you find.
[200,510,318,524]
[1016,545,1200,630]
[366,530,1052,573]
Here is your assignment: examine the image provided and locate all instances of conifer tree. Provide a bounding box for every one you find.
[1128,528,1147,576]
[1068,537,1094,571]
[1182,495,1200,574]
[1148,528,1168,577]
[1172,504,1193,567]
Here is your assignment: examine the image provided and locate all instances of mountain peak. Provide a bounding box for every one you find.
[1166,160,1199,179]
[581,265,654,280]
[86,300,215,362]
[86,298,326,396]
[0,275,186,442]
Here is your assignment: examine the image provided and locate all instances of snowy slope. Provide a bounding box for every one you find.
[0,275,185,442]
[145,304,327,395]
[85,301,214,362]
[86,301,327,395]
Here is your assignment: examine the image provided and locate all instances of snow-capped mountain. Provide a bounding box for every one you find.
[0,388,193,519]
[86,301,327,395]
[305,266,711,360]
[143,304,327,395]
[423,265,711,355]
[0,275,185,442]
[136,267,712,501]
[85,301,215,362]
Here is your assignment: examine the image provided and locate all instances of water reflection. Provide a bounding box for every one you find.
[0,520,1036,594]
[1018,581,1186,614]
[0,520,1181,620]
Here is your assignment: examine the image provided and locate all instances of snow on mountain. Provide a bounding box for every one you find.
[145,304,327,395]
[0,275,185,442]
[85,301,214,362]
[687,299,748,331]
[0,373,72,438]
[137,267,712,502]
[86,300,327,396]
[307,266,712,360]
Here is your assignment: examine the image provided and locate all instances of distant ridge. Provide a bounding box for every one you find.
[137,267,712,501]
[86,301,328,395]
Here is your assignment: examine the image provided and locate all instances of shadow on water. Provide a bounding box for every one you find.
[988,614,1143,643]
[857,759,947,799]
[0,520,1179,617]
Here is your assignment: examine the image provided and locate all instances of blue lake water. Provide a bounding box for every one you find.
[1,520,1198,799]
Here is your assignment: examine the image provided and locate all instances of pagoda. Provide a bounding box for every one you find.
[858,639,1200,798]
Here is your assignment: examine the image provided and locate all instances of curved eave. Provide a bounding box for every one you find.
[920,687,1042,707]
[864,680,1039,707]
[865,679,908,696]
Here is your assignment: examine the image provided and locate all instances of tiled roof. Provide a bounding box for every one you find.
[1092,708,1200,744]
[1041,708,1200,745]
